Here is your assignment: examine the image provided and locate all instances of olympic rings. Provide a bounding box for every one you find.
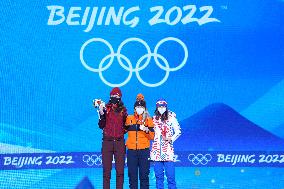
[188,154,212,165]
[80,37,188,87]
[82,154,102,166]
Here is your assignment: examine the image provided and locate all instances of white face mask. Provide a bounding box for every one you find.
[158,107,167,115]
[135,107,145,115]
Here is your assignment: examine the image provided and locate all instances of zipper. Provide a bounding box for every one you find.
[114,114,116,137]
[159,134,162,157]
[159,123,163,159]
[136,124,138,150]
[135,118,140,150]
[113,111,118,137]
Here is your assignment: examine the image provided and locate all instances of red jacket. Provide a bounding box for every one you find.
[98,103,128,138]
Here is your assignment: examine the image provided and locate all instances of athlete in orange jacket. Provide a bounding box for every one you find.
[125,94,154,189]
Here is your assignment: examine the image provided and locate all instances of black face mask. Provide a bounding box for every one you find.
[110,97,120,104]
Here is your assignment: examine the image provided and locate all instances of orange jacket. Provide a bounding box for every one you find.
[125,114,154,150]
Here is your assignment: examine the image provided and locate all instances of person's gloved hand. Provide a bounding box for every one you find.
[139,124,149,133]
[99,104,105,115]
[144,127,149,133]
[162,135,172,143]
[165,137,172,143]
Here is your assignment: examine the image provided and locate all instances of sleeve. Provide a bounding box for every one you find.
[145,117,155,140]
[124,116,132,133]
[125,115,133,126]
[123,108,128,133]
[98,111,106,129]
[170,115,181,143]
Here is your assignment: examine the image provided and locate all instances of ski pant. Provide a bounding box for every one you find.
[127,148,150,189]
[153,161,176,189]
[102,137,125,189]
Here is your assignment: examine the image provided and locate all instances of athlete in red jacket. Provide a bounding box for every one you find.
[98,87,128,189]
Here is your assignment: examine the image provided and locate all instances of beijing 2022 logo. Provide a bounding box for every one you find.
[80,37,188,87]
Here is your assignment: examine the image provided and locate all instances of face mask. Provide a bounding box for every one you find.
[110,97,120,104]
[158,107,166,115]
[135,107,145,115]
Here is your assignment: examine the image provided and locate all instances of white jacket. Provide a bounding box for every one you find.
[150,111,181,161]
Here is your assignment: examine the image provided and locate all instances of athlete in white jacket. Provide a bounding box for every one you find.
[150,99,181,189]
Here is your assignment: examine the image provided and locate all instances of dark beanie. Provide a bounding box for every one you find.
[110,87,122,97]
[134,100,146,109]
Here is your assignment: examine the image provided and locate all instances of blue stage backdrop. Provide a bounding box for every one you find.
[0,0,284,188]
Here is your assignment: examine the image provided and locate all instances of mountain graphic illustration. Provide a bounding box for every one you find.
[242,79,284,132]
[272,123,284,139]
[0,123,88,151]
[75,176,95,189]
[175,103,284,151]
